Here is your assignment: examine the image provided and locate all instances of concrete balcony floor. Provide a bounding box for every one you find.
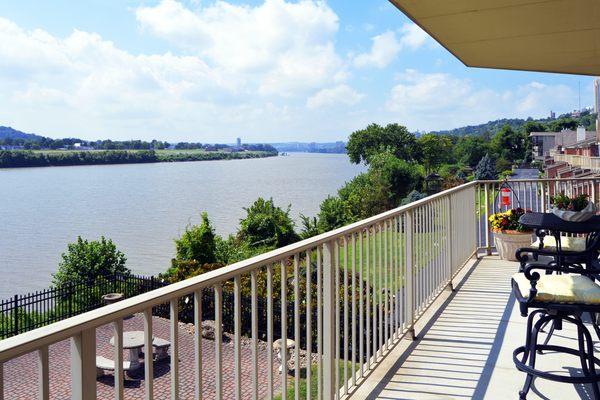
[350,255,600,400]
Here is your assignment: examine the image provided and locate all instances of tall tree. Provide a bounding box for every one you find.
[417,133,453,173]
[346,123,419,164]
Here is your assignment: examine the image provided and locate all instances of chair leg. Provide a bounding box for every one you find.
[581,320,600,399]
[589,312,600,342]
[520,315,547,399]
[576,320,590,376]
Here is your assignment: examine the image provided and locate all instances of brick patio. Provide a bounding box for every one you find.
[3,314,283,399]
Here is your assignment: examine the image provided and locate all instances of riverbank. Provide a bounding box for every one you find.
[0,149,278,168]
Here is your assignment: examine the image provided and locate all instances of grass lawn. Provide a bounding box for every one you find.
[274,361,355,400]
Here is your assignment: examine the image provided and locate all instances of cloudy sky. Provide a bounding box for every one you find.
[0,0,594,142]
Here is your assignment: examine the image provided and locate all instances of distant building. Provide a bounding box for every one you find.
[236,138,241,147]
[594,78,600,114]
[549,110,556,119]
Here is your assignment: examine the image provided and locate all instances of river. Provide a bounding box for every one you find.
[0,153,365,298]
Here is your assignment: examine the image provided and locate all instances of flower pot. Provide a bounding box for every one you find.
[493,230,533,261]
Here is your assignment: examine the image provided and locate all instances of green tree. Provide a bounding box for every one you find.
[417,133,453,173]
[549,117,577,132]
[317,196,350,232]
[52,236,128,287]
[491,125,529,163]
[453,136,490,167]
[368,151,424,206]
[474,154,498,180]
[346,123,419,164]
[238,198,299,248]
[523,120,546,134]
[174,212,217,264]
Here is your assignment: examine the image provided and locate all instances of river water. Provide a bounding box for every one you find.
[0,153,365,298]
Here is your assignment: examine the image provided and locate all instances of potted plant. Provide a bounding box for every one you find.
[551,193,596,222]
[489,208,533,261]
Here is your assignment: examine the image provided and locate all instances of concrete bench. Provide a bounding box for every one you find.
[96,356,132,378]
[153,337,171,361]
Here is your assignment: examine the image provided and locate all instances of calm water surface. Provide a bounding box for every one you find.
[0,153,365,298]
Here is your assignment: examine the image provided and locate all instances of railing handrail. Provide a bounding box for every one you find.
[0,179,479,361]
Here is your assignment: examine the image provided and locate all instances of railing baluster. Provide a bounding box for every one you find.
[322,241,336,400]
[193,291,202,400]
[71,328,96,400]
[281,260,288,400]
[316,247,322,400]
[251,271,259,400]
[351,233,356,387]
[371,225,377,363]
[294,254,300,400]
[305,249,312,400]
[170,299,179,400]
[384,220,389,351]
[38,345,49,400]
[378,223,383,358]
[267,265,274,400]
[214,285,223,400]
[0,362,3,400]
[234,275,242,400]
[358,230,364,378]
[144,308,154,400]
[113,319,124,400]
[406,210,415,340]
[334,240,340,397]
[343,235,348,395]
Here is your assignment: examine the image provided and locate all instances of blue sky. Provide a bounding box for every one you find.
[0,0,594,142]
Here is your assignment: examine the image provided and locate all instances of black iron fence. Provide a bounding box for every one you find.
[0,273,166,339]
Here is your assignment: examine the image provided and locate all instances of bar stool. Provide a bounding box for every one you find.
[512,264,600,399]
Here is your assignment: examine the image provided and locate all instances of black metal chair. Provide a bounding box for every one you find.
[512,262,600,399]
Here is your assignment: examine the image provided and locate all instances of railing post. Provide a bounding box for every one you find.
[322,240,336,399]
[484,183,492,255]
[71,328,97,400]
[405,210,416,340]
[12,295,18,337]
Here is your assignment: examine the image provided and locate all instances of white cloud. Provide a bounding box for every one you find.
[136,0,343,95]
[306,84,364,109]
[353,23,430,69]
[386,70,577,131]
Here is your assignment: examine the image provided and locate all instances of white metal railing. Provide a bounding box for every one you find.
[476,177,600,254]
[554,153,600,171]
[0,181,482,400]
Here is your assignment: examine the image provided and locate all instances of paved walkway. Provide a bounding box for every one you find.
[3,314,282,399]
[353,256,600,399]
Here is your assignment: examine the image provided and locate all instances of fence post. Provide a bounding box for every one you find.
[151,276,156,291]
[68,284,73,318]
[322,240,336,399]
[406,210,416,340]
[484,183,492,255]
[13,295,18,337]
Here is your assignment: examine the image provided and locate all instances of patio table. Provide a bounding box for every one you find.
[110,330,149,370]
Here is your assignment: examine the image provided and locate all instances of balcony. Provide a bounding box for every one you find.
[1,177,599,399]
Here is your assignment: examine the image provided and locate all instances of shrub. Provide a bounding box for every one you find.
[175,212,217,265]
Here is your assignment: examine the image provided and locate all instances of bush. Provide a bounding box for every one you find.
[175,212,217,265]
[238,198,299,248]
[52,236,129,287]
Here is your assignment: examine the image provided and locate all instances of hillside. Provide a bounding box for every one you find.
[0,126,44,142]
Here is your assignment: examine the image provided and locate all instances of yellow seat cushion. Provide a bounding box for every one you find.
[531,236,587,252]
[513,273,600,304]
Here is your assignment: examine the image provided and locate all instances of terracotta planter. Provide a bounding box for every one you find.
[493,230,533,261]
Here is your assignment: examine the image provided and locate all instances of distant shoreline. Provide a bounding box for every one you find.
[0,149,278,169]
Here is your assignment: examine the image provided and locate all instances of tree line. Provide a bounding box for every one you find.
[0,148,277,168]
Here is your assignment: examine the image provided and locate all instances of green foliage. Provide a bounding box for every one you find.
[548,117,578,132]
[299,214,320,239]
[474,154,498,180]
[491,125,529,163]
[317,196,350,232]
[346,123,419,164]
[52,236,129,287]
[368,151,424,205]
[453,135,490,167]
[551,193,590,211]
[175,212,217,265]
[495,157,513,173]
[401,190,427,206]
[417,133,453,173]
[238,198,300,248]
[523,120,546,134]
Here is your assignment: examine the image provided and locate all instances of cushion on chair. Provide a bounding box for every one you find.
[512,272,600,304]
[531,236,587,252]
